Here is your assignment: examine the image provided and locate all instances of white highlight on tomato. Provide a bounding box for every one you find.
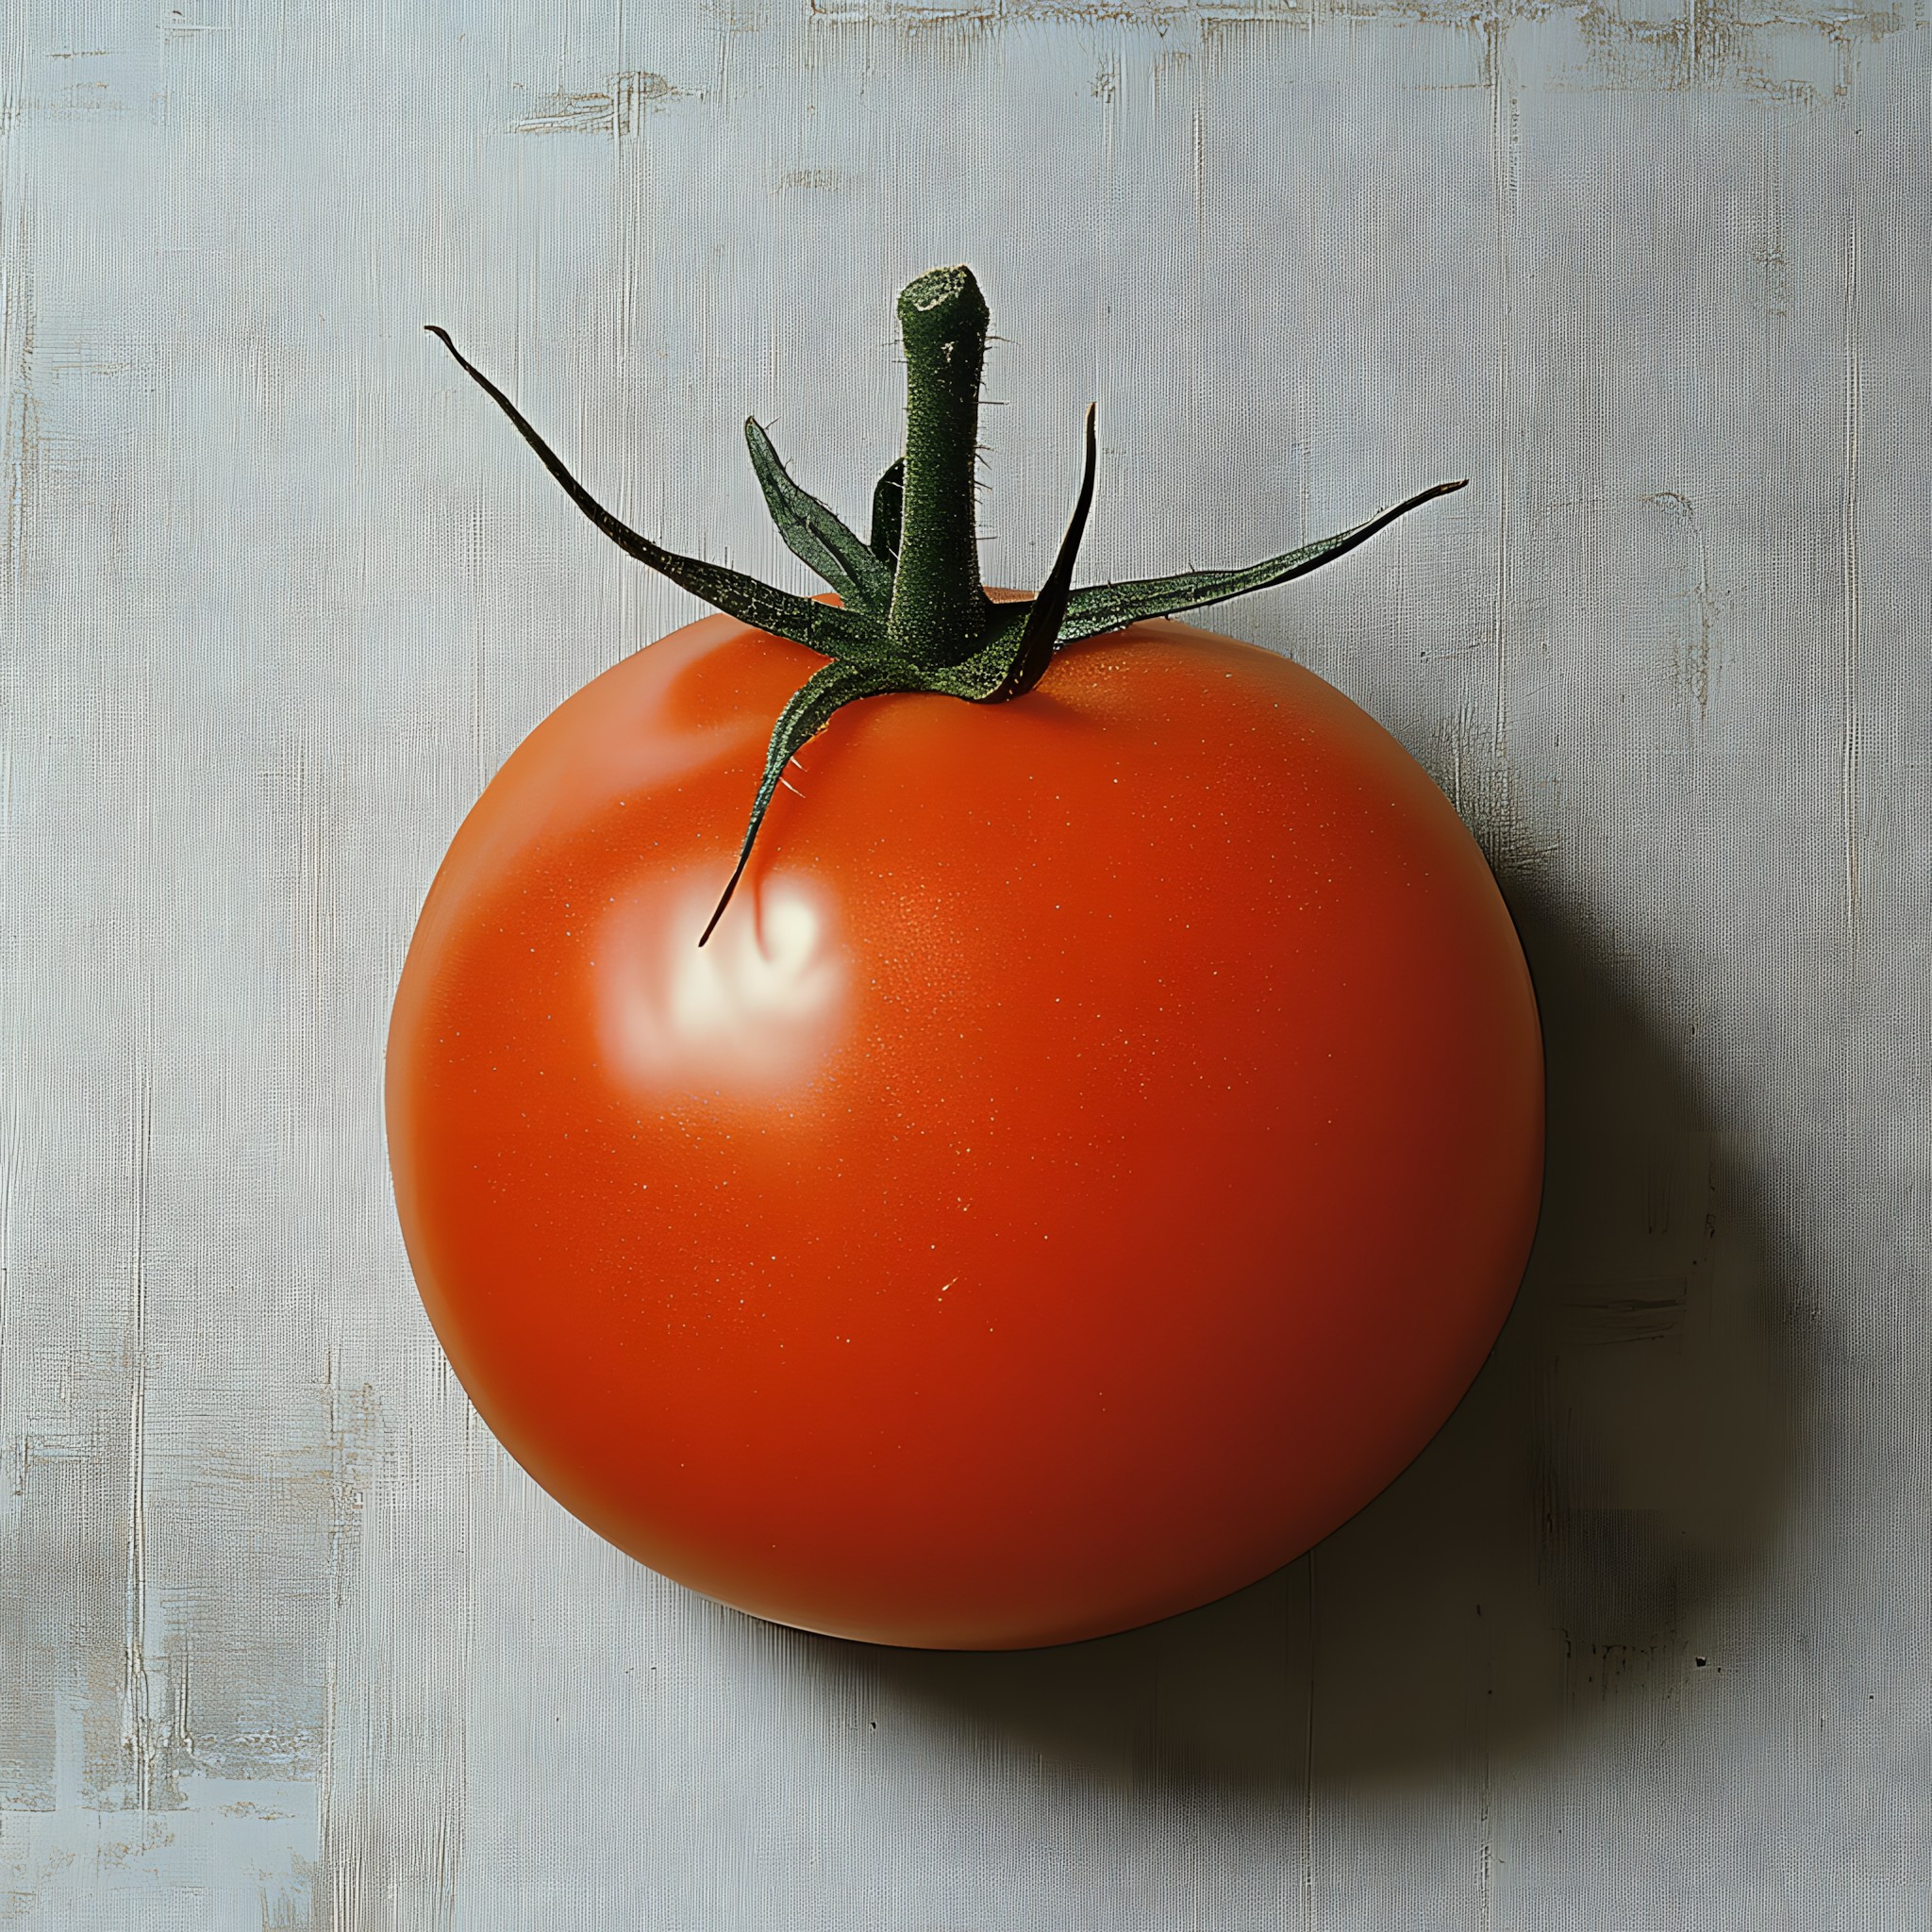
[599,874,847,1093]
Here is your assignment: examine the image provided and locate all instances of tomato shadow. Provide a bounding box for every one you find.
[762,874,1807,1793]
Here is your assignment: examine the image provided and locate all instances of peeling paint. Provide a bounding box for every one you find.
[0,1780,316,1919]
[807,0,1905,95]
[1642,491,1724,726]
[510,71,683,136]
[1,210,34,600]
[775,165,858,189]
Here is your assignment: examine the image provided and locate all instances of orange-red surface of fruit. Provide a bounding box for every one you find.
[386,611,1544,1649]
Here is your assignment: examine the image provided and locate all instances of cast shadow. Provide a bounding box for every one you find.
[759,874,1807,1792]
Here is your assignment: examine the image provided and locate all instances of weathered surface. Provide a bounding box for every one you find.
[1,0,1926,1924]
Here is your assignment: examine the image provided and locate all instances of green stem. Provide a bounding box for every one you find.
[886,266,993,668]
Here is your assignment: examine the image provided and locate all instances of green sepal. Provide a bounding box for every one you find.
[976,405,1098,703]
[743,418,894,621]
[699,656,912,946]
[1058,478,1469,643]
[425,326,850,657]
[870,459,905,570]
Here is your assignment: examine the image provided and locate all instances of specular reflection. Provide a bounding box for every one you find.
[597,874,847,1095]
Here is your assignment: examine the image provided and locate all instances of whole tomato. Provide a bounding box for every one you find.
[391,268,1542,1649]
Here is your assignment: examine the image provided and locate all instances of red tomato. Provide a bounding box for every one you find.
[386,606,1542,1650]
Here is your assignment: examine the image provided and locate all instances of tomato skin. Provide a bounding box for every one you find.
[386,610,1542,1650]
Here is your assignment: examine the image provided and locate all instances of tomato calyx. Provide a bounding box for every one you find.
[425,266,1466,943]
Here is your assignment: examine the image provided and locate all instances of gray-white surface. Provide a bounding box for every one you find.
[3,1,1927,1924]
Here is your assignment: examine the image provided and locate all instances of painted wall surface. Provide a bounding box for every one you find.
[2,0,1927,1925]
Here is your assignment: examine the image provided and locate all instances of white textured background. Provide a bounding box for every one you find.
[3,0,1928,1925]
